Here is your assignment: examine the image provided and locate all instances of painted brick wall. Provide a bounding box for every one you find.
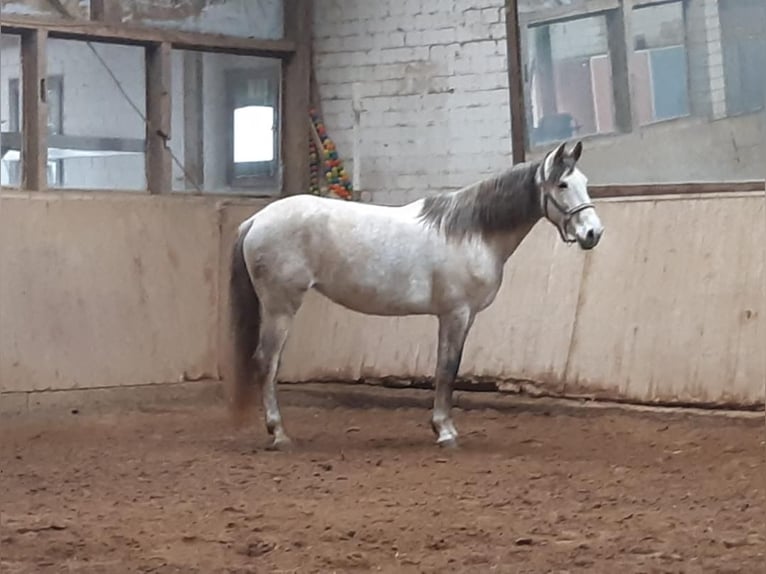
[685,0,727,118]
[313,0,512,205]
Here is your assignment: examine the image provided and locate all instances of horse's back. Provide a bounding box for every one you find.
[246,194,422,239]
[247,194,413,229]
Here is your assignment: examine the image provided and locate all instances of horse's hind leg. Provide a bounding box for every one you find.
[256,311,294,450]
[255,288,303,450]
[432,308,474,448]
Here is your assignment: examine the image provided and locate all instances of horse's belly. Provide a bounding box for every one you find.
[310,230,503,316]
[314,271,435,316]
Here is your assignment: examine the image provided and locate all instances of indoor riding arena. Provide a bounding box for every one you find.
[1,1,764,573]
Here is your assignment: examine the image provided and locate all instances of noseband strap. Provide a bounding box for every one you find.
[536,164,594,243]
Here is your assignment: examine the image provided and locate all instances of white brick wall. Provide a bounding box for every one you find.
[702,0,727,119]
[313,0,512,205]
[684,0,730,119]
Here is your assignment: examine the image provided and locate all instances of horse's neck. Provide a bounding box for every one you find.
[490,167,542,261]
[488,216,541,263]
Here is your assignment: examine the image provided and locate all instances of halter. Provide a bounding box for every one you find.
[535,164,595,244]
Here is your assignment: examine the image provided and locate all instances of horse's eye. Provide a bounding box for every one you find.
[557,182,568,189]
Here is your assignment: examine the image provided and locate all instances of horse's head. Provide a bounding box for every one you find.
[536,141,603,250]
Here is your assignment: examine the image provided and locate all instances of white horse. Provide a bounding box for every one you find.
[228,141,603,449]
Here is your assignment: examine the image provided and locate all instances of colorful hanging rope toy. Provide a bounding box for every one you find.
[309,107,353,200]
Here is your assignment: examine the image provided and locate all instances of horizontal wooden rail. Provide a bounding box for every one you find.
[590,181,764,198]
[2,181,763,201]
[1,132,145,154]
[1,15,295,58]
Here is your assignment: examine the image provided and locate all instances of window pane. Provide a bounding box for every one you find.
[632,1,690,124]
[1,33,21,188]
[526,15,615,147]
[170,50,280,194]
[234,106,274,163]
[520,0,765,184]
[47,39,146,190]
[119,0,283,39]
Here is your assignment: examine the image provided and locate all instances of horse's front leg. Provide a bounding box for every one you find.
[431,308,474,448]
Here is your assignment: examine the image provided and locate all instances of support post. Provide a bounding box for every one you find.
[351,82,362,200]
[281,0,312,195]
[606,1,634,134]
[505,0,527,164]
[183,51,205,190]
[145,41,172,193]
[20,29,48,190]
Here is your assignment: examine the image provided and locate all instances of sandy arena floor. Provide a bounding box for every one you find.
[1,385,763,573]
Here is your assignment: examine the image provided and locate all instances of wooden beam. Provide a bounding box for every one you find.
[20,29,48,191]
[183,51,205,190]
[1,132,144,154]
[505,0,527,164]
[145,42,172,194]
[632,0,680,8]
[351,82,363,199]
[281,0,312,196]
[606,3,633,134]
[1,16,295,58]
[590,181,765,199]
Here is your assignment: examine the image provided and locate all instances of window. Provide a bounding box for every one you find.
[234,105,275,163]
[169,50,281,194]
[1,2,295,194]
[0,32,20,187]
[3,75,64,187]
[46,39,147,190]
[526,15,615,147]
[518,0,764,184]
[226,67,280,187]
[631,1,690,124]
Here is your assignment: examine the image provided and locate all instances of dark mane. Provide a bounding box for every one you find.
[418,161,542,240]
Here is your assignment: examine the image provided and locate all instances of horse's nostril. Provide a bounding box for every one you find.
[586,229,595,241]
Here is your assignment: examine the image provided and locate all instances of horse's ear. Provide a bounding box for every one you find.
[570,140,583,163]
[551,141,567,165]
[544,141,567,179]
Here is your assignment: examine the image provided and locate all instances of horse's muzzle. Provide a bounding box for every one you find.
[576,225,603,250]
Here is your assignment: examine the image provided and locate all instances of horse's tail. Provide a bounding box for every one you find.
[228,218,260,424]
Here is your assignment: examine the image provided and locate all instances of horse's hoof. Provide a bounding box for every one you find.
[267,436,294,452]
[437,436,459,450]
